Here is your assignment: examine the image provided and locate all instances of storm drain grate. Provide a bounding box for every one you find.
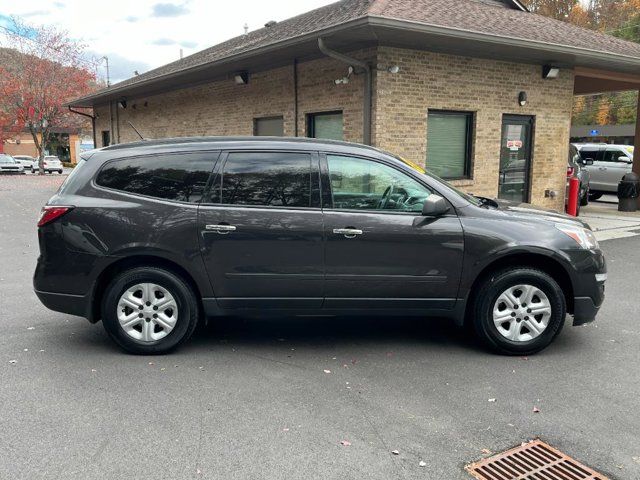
[465,440,608,480]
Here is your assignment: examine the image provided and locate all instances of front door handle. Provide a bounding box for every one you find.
[205,224,237,234]
[333,228,363,239]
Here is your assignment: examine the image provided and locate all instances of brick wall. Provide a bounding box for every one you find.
[94,46,574,209]
[94,51,371,146]
[375,47,574,209]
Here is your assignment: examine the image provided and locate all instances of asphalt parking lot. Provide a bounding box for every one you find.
[1,174,638,480]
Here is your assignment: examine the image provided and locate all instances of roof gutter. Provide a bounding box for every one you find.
[317,37,371,146]
[367,16,640,67]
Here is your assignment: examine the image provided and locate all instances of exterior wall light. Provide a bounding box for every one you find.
[234,72,249,85]
[387,65,400,74]
[518,91,527,106]
[542,65,560,79]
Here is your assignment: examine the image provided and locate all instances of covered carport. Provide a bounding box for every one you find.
[574,67,640,206]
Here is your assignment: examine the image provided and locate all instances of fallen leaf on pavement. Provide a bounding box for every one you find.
[419,461,427,467]
[488,398,496,402]
[340,440,351,446]
[481,449,492,455]
[9,359,17,364]
[323,369,331,374]
[533,406,540,413]
[391,450,399,455]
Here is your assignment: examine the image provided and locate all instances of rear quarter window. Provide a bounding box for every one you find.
[95,153,215,203]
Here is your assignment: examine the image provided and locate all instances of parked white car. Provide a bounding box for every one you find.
[0,154,24,174]
[575,143,634,200]
[43,156,64,174]
[13,155,37,173]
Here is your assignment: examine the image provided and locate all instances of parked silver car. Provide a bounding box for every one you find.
[43,156,64,174]
[576,143,634,201]
[0,154,24,174]
[13,155,37,173]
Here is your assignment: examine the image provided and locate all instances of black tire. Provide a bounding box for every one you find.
[580,187,589,206]
[101,267,199,354]
[471,268,566,355]
[588,192,603,202]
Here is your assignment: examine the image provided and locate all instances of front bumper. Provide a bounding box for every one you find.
[573,295,603,325]
[566,249,606,326]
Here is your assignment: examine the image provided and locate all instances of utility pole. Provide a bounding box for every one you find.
[102,56,110,87]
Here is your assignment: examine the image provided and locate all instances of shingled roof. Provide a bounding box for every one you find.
[71,0,640,107]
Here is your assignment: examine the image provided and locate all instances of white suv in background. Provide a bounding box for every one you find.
[576,144,634,201]
[43,156,64,174]
[13,155,37,173]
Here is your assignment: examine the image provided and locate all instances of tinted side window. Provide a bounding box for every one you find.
[219,152,312,207]
[603,148,626,163]
[579,148,602,162]
[95,153,214,203]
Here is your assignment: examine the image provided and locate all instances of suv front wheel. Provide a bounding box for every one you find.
[101,267,199,354]
[472,268,566,355]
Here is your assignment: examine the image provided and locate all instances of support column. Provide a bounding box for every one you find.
[635,91,640,207]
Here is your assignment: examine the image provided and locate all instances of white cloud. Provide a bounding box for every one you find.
[0,0,336,83]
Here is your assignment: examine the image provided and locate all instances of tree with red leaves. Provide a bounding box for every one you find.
[0,18,96,172]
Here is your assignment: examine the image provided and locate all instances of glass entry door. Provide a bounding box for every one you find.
[498,115,534,202]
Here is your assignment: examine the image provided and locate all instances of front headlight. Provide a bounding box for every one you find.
[555,223,599,250]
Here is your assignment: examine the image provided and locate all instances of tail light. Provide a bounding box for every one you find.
[566,166,574,177]
[37,206,73,227]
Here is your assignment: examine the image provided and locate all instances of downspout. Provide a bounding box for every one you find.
[109,101,114,145]
[67,106,97,148]
[293,58,299,137]
[317,37,371,145]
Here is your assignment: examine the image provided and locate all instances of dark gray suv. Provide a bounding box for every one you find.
[34,137,606,355]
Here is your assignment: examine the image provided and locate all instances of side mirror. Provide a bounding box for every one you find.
[618,156,632,164]
[422,194,449,217]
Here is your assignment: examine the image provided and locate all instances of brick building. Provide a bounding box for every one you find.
[69,0,640,209]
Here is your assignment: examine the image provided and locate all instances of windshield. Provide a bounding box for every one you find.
[393,154,483,206]
[623,146,634,159]
[0,155,15,163]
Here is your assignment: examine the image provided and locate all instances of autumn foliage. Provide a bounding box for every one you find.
[0,18,96,170]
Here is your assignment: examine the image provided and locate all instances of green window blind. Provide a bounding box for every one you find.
[426,112,472,179]
[309,112,343,141]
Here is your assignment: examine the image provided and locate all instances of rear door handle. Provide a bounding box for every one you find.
[333,228,363,239]
[205,224,237,234]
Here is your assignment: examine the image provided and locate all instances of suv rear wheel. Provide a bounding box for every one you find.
[101,267,199,354]
[472,268,566,355]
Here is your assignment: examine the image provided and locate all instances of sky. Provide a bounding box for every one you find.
[0,0,336,83]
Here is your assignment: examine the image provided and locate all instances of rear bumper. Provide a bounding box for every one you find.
[34,289,90,320]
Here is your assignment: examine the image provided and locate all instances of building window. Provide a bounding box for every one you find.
[426,111,473,179]
[254,116,284,136]
[307,111,343,141]
[101,130,111,147]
